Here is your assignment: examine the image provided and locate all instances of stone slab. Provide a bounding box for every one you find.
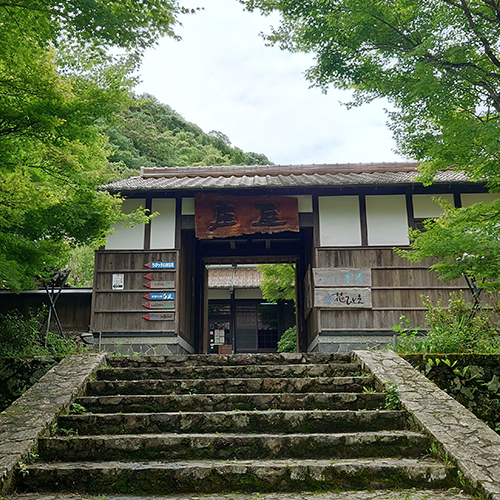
[38,430,429,461]
[0,353,106,496]
[353,350,500,500]
[6,490,473,500]
[19,457,455,494]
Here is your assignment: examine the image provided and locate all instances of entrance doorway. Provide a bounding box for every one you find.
[188,228,313,354]
[208,284,295,354]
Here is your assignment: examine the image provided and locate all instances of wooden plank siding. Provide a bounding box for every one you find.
[91,250,179,335]
[312,248,471,337]
[178,229,196,348]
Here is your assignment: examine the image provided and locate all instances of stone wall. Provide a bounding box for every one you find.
[0,357,61,412]
[403,354,500,434]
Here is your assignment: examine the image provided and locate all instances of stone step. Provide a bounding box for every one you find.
[96,363,361,381]
[85,376,375,396]
[38,430,430,462]
[5,490,475,500]
[74,392,386,413]
[106,352,352,368]
[56,409,409,435]
[18,457,456,494]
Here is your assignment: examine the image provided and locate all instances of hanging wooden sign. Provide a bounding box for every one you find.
[143,313,175,321]
[314,288,372,309]
[143,281,175,289]
[143,301,175,309]
[313,268,372,287]
[195,194,299,239]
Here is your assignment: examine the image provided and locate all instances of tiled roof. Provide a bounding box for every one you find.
[208,267,262,289]
[100,163,472,193]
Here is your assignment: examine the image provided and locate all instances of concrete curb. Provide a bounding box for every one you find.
[353,350,500,500]
[0,353,107,495]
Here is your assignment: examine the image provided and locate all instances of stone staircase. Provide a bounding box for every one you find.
[16,353,461,497]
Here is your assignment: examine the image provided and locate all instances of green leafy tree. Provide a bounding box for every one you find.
[258,264,296,303]
[398,198,500,290]
[241,0,500,286]
[0,1,185,291]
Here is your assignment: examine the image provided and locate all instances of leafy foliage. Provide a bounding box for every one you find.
[241,0,500,286]
[397,198,500,289]
[241,0,500,183]
[0,0,190,54]
[106,94,272,171]
[66,245,96,288]
[277,325,297,353]
[257,264,296,303]
[0,308,81,357]
[0,0,184,291]
[395,293,500,354]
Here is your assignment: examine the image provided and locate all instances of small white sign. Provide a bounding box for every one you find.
[112,273,124,290]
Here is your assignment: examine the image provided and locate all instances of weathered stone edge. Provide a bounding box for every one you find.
[352,350,500,500]
[0,353,107,495]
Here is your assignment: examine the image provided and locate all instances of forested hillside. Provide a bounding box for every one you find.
[105,94,271,180]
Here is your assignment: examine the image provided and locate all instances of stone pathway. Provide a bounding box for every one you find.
[4,351,500,499]
[8,489,472,500]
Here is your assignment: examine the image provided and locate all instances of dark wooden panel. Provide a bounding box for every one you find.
[320,309,427,332]
[93,312,175,333]
[92,250,179,335]
[178,229,196,346]
[371,268,463,288]
[316,248,436,269]
[95,271,176,292]
[371,288,471,309]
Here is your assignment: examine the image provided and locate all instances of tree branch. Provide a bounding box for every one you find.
[459,0,500,69]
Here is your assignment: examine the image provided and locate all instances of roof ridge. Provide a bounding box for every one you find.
[139,162,422,179]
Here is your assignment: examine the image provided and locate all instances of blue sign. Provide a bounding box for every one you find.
[146,292,175,301]
[145,261,176,269]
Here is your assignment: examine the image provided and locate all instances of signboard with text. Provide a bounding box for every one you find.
[194,194,299,239]
[313,268,371,287]
[314,288,372,309]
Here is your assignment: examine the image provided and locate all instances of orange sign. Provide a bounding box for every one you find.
[195,194,299,239]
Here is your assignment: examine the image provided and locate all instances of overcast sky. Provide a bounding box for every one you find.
[135,0,406,166]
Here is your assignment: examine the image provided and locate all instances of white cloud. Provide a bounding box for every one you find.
[135,0,405,165]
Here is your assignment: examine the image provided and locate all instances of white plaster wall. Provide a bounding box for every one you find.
[105,199,146,250]
[366,195,409,246]
[461,193,500,207]
[151,198,177,249]
[318,196,362,247]
[293,195,313,213]
[412,194,454,218]
[182,197,195,215]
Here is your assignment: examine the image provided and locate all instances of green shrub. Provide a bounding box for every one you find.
[0,308,82,357]
[278,325,297,353]
[395,292,500,354]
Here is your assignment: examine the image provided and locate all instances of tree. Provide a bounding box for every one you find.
[397,198,500,290]
[0,1,185,291]
[258,264,296,303]
[0,0,190,54]
[241,0,500,287]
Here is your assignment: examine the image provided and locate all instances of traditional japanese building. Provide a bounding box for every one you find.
[93,162,497,354]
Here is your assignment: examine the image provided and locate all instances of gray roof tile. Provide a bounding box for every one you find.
[100,163,473,193]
